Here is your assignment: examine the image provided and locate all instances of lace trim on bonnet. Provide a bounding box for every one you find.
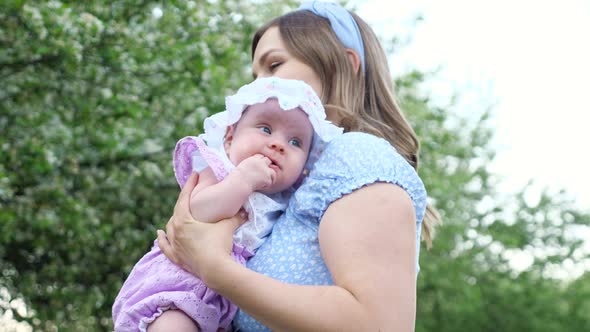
[200,77,343,171]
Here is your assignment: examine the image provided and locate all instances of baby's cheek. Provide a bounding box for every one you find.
[289,160,307,185]
[227,146,247,167]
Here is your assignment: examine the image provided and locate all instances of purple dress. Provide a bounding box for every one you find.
[112,137,287,332]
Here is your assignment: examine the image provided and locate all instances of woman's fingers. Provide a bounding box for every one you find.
[174,172,199,214]
[159,174,198,270]
[165,214,175,240]
[157,229,177,265]
[157,174,247,277]
[162,171,196,265]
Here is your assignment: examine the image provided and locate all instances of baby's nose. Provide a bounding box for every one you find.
[269,142,285,153]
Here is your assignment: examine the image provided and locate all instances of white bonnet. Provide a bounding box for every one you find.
[200,77,343,169]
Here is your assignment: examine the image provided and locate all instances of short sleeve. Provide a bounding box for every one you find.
[290,132,427,227]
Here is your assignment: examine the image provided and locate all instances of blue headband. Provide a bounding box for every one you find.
[298,1,366,73]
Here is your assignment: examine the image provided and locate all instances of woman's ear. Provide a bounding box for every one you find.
[345,48,361,75]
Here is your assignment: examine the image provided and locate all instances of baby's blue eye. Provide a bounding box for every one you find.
[259,126,271,134]
[289,139,302,148]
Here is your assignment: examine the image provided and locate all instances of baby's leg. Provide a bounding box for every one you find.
[147,310,200,332]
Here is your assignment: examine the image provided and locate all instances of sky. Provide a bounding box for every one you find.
[349,0,590,210]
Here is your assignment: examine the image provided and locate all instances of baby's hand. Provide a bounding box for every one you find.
[235,154,275,191]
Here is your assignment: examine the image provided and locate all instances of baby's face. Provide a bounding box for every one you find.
[224,99,313,193]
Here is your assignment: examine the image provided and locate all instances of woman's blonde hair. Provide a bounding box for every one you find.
[252,10,441,247]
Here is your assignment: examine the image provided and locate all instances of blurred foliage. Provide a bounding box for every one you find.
[0,0,588,331]
[0,0,294,330]
[399,70,590,331]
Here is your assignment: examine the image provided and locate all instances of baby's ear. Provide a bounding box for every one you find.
[292,168,309,189]
[223,125,236,151]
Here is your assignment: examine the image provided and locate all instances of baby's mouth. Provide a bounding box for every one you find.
[268,158,281,170]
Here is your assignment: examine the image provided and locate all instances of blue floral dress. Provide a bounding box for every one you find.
[233,132,428,331]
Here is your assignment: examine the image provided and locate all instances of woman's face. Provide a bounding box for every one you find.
[252,27,323,98]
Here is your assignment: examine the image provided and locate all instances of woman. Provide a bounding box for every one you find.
[156,1,440,331]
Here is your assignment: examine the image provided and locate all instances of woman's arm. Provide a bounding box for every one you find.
[318,182,417,330]
[161,178,417,331]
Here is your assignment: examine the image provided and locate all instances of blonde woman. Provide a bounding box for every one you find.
[157,1,440,331]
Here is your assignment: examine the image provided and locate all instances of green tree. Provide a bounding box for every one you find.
[0,0,292,330]
[399,70,590,331]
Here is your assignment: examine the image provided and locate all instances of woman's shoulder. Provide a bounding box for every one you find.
[319,131,401,166]
[298,131,427,223]
[328,131,391,147]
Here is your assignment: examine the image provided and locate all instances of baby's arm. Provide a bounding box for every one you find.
[189,154,275,223]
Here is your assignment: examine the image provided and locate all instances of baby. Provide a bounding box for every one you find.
[113,77,342,332]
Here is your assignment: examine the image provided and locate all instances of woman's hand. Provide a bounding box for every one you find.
[157,172,246,283]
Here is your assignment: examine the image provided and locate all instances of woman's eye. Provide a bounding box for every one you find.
[269,61,281,71]
[259,126,271,134]
[289,138,301,148]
